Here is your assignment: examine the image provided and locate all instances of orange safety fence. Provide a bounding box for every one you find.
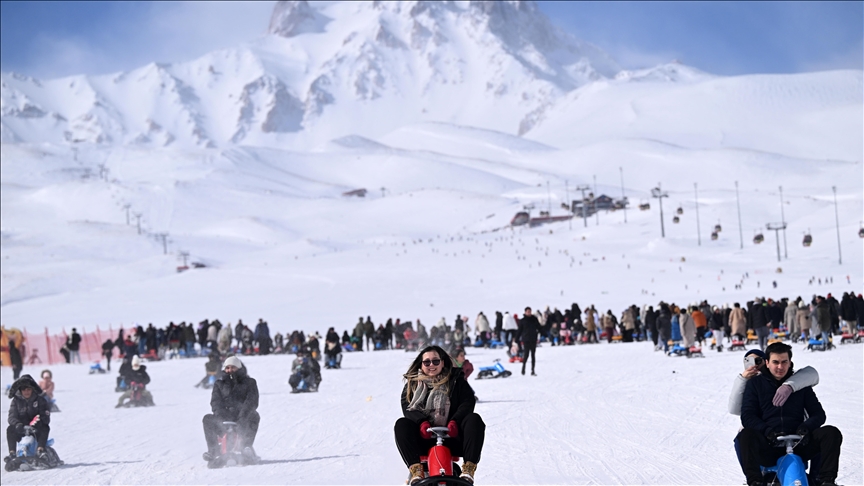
[2,325,132,366]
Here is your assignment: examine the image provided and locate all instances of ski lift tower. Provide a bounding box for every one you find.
[651,185,669,238]
[575,184,591,228]
[766,222,787,262]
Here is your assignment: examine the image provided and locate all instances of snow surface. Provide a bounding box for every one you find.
[0,341,861,484]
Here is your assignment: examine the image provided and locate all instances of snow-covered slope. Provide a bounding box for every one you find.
[0,337,861,485]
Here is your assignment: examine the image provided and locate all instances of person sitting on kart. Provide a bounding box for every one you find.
[202,356,260,462]
[395,345,485,484]
[739,342,842,486]
[196,352,222,388]
[6,375,51,460]
[115,355,154,408]
[288,347,321,391]
[728,349,822,480]
[324,327,342,369]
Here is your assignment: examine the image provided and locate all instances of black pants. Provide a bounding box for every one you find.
[394,414,485,466]
[6,423,50,452]
[739,426,842,483]
[521,343,536,374]
[104,353,112,371]
[202,412,260,453]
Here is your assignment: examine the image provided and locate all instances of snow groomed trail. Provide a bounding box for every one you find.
[1,341,861,484]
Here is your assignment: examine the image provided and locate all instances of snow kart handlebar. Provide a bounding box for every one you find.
[426,426,450,445]
[774,434,803,454]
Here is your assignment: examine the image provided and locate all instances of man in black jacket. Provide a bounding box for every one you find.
[116,355,154,407]
[750,298,770,351]
[739,342,842,486]
[518,307,540,376]
[6,375,51,458]
[202,356,260,462]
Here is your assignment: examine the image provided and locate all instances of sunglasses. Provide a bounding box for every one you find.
[421,359,442,367]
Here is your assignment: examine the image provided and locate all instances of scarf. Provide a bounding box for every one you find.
[407,374,450,426]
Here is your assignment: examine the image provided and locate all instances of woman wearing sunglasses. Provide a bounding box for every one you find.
[395,345,485,484]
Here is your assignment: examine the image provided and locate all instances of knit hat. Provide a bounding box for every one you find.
[744,349,766,359]
[131,355,141,370]
[223,356,243,370]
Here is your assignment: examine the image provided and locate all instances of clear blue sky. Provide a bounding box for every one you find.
[1,1,861,79]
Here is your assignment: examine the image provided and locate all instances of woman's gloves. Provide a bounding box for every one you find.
[419,420,459,439]
[420,421,433,439]
[447,420,459,438]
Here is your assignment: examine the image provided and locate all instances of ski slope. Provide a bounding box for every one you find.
[1,340,861,484]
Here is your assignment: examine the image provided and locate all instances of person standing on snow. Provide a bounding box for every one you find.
[502,311,518,347]
[679,307,696,351]
[202,356,260,465]
[67,329,82,364]
[518,307,540,376]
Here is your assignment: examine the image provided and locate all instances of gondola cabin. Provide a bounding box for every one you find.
[711,231,719,241]
[672,216,680,224]
[639,200,650,211]
[859,227,864,238]
[510,211,530,226]
[802,233,812,247]
[753,232,764,244]
[714,223,722,233]
[676,206,683,215]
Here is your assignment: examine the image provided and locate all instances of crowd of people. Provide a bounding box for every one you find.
[6,289,859,480]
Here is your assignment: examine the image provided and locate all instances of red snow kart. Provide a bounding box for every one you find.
[411,427,474,486]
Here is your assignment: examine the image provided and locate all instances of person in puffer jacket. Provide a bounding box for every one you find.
[739,343,842,486]
[202,356,259,461]
[6,375,51,458]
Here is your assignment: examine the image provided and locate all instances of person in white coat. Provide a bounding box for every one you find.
[502,312,518,346]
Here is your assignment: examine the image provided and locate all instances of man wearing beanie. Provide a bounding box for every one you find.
[202,356,260,466]
[116,355,154,408]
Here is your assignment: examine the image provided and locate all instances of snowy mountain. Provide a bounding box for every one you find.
[0,0,620,148]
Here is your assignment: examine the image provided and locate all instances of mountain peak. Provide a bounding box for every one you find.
[268,0,326,38]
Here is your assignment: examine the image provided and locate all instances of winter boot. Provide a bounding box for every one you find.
[460,461,477,483]
[408,463,424,484]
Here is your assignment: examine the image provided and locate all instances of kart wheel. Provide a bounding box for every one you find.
[501,370,512,378]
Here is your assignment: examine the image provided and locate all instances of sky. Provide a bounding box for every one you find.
[0,1,861,79]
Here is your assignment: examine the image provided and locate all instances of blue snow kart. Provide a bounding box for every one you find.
[805,337,834,352]
[4,426,63,472]
[760,435,810,486]
[475,359,512,379]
